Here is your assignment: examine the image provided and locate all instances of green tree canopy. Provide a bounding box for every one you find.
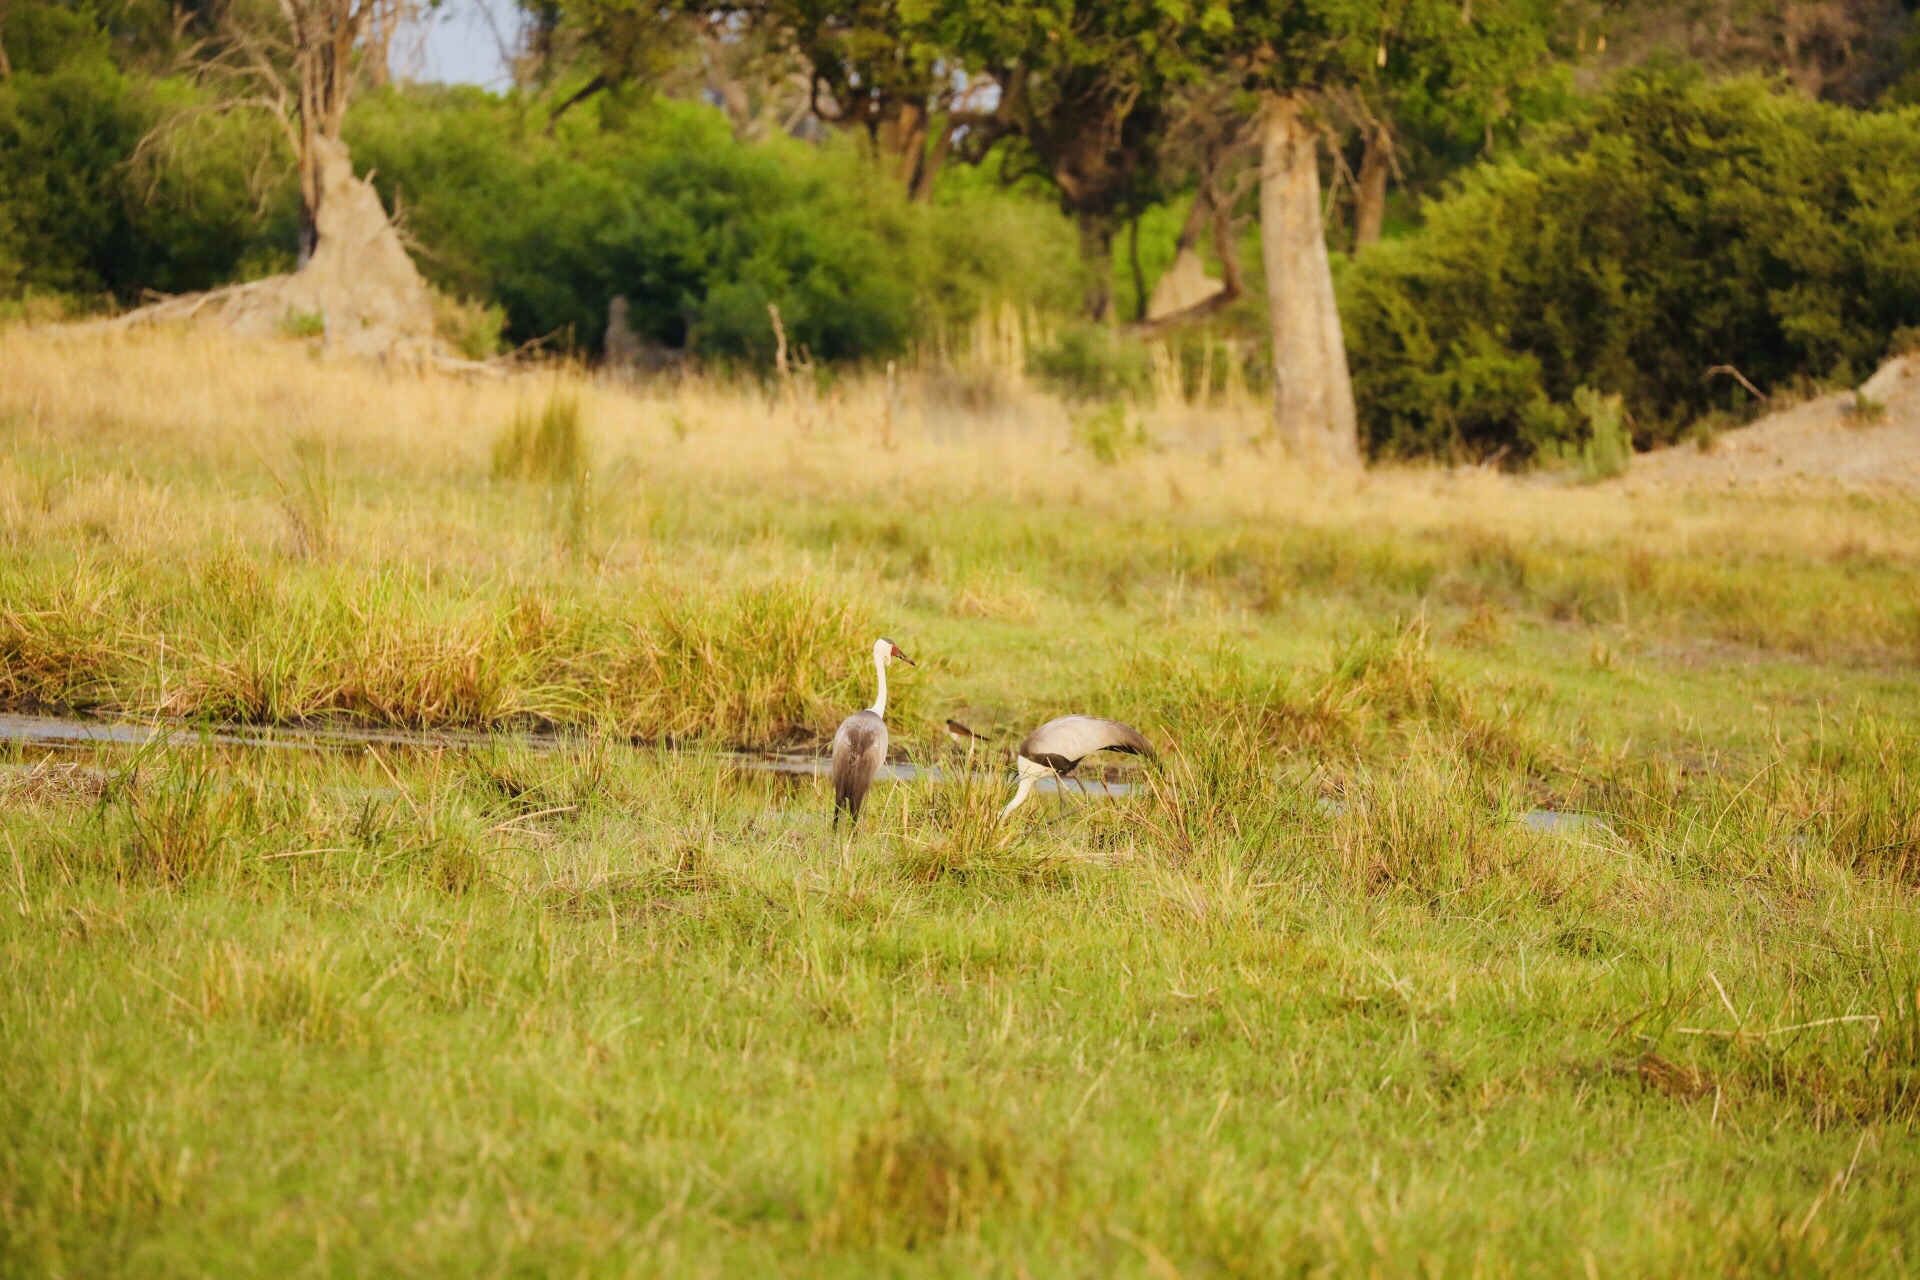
[1343,70,1920,460]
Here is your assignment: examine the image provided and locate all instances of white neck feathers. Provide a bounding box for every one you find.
[869,643,888,717]
[1000,774,1036,817]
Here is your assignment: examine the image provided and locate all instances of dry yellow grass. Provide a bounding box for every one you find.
[5,324,1916,560]
[32,333,1920,622]
[1,322,1916,736]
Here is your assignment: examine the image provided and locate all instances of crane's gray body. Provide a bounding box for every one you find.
[1001,715,1156,818]
[1016,715,1155,774]
[830,709,888,824]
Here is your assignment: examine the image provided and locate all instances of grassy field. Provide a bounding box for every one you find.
[2,326,1918,1276]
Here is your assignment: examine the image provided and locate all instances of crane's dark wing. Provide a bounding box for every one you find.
[831,710,888,824]
[1017,716,1155,773]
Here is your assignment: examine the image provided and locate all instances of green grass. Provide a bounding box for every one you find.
[3,737,1918,1275]
[2,336,1920,1274]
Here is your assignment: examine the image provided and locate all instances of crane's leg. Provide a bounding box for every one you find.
[1057,764,1091,814]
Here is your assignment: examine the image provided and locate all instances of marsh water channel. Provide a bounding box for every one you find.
[0,713,1135,797]
[0,713,1600,834]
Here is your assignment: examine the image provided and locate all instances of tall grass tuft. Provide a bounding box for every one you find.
[269,434,337,559]
[1808,720,1920,882]
[1571,386,1632,482]
[493,393,588,485]
[820,1099,1028,1249]
[1332,753,1518,896]
[1132,717,1294,864]
[0,559,892,744]
[494,393,595,557]
[895,759,1036,883]
[102,754,246,883]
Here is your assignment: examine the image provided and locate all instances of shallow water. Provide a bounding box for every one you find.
[0,713,1610,820]
[0,713,1130,797]
[0,713,498,752]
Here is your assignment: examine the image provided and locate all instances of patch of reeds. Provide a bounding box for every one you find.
[185,940,380,1050]
[0,555,897,745]
[818,1097,1052,1249]
[1119,619,1547,772]
[1329,754,1523,896]
[103,755,246,883]
[892,759,1059,884]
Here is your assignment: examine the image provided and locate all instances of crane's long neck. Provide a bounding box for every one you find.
[869,648,888,717]
[999,775,1036,818]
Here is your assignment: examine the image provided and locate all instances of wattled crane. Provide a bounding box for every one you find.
[830,638,913,826]
[944,719,989,750]
[1000,715,1156,817]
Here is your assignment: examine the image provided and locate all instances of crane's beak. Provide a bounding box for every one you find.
[891,645,915,666]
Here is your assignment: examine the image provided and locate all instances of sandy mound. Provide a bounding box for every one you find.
[1148,248,1226,320]
[1621,354,1920,491]
[106,138,438,360]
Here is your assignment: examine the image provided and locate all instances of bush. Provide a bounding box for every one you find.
[1538,387,1631,482]
[1027,324,1151,401]
[347,87,1080,362]
[1343,71,1920,462]
[2,8,1081,367]
[0,7,294,305]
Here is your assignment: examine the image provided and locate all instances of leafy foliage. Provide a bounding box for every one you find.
[1343,71,1920,460]
[0,3,294,303]
[347,86,1079,358]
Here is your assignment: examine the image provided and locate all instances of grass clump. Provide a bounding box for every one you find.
[821,1098,1034,1249]
[493,393,588,485]
[0,560,893,745]
[1072,404,1151,465]
[104,756,245,884]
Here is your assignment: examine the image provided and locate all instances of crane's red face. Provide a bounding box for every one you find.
[888,641,915,666]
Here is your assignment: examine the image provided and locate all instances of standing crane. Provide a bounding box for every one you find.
[830,638,913,827]
[1000,715,1156,817]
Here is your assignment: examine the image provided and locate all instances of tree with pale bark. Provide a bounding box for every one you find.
[1195,0,1560,468]
[115,0,440,354]
[178,0,411,262]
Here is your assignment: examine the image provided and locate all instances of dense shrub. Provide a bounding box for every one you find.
[1027,324,1152,401]
[0,0,1079,364]
[1343,72,1920,461]
[0,4,293,303]
[347,87,1079,360]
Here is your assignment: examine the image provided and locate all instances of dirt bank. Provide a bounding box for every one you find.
[1620,354,1920,492]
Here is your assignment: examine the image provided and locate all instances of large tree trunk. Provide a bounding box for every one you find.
[909,119,955,201]
[1352,125,1390,251]
[290,0,365,265]
[883,103,929,189]
[297,117,322,265]
[1260,92,1360,469]
[1079,217,1116,322]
